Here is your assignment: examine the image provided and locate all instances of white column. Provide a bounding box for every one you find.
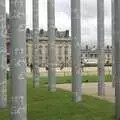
[97,0,105,96]
[10,0,27,119]
[0,0,7,108]
[32,0,40,87]
[71,0,82,102]
[111,0,115,87]
[47,0,56,92]
[114,0,120,119]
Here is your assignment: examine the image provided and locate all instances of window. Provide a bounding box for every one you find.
[95,54,97,58]
[39,49,42,55]
[45,46,48,56]
[59,56,62,61]
[39,56,42,67]
[58,46,62,56]
[90,54,93,58]
[26,45,29,54]
[65,46,68,55]
[39,46,42,55]
[65,57,68,60]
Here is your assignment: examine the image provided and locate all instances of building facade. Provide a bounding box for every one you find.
[6,15,112,67]
[26,29,71,67]
[26,29,112,67]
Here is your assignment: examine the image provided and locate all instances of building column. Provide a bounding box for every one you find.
[32,0,40,88]
[71,0,82,102]
[0,0,7,108]
[47,0,56,92]
[42,45,46,67]
[10,0,27,119]
[111,0,115,87]
[114,0,120,119]
[97,0,105,96]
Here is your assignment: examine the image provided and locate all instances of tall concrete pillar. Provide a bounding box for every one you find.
[71,0,82,102]
[10,0,27,119]
[47,0,56,92]
[0,0,7,108]
[111,0,115,87]
[114,1,120,119]
[97,0,105,96]
[32,0,40,88]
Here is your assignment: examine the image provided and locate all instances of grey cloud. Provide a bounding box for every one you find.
[55,0,70,16]
[53,0,112,45]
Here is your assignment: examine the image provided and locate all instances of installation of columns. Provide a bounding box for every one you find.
[10,0,27,119]
[114,0,120,119]
[97,0,105,96]
[0,0,7,108]
[32,0,40,88]
[71,0,82,102]
[1,0,120,119]
[47,0,56,92]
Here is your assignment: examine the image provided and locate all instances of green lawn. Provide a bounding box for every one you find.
[0,80,114,120]
[31,74,112,84]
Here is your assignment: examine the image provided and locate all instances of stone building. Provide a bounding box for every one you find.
[6,15,112,67]
[26,28,112,67]
[26,29,71,67]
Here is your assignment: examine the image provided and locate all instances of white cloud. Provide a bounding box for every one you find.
[5,0,112,45]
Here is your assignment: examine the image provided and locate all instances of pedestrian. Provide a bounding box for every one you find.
[81,61,84,72]
[30,63,33,72]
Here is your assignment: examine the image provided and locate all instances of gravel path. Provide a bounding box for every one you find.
[56,82,115,103]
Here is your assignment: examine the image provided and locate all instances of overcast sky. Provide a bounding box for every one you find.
[5,0,112,46]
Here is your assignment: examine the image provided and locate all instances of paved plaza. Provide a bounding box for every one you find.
[26,66,112,76]
[56,82,115,103]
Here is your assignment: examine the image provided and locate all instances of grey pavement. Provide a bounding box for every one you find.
[56,82,115,103]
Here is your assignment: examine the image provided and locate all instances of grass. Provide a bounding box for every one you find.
[0,80,114,120]
[29,74,112,84]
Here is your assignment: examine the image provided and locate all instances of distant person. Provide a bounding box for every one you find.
[45,65,48,71]
[30,63,33,72]
[60,63,64,70]
[81,61,84,72]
